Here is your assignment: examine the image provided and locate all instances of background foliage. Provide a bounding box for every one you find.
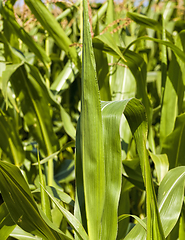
[1,0,185,239]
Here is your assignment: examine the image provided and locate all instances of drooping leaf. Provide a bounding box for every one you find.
[51,60,78,93]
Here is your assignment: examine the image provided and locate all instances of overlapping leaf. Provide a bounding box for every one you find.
[0,1,50,66]
[24,0,80,70]
[75,0,105,239]
[9,63,59,156]
[125,166,185,239]
[0,161,70,240]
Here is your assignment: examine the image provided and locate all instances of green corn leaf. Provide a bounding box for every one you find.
[24,0,80,71]
[160,53,184,145]
[0,161,65,239]
[158,166,185,237]
[74,120,87,240]
[0,31,21,64]
[117,182,130,239]
[2,62,22,107]
[162,113,185,169]
[51,60,78,93]
[37,151,52,221]
[45,186,74,207]
[149,152,169,184]
[93,33,152,126]
[0,110,25,166]
[41,185,88,240]
[127,12,161,31]
[124,36,185,63]
[127,12,172,40]
[94,49,111,101]
[125,166,185,239]
[10,226,42,240]
[75,0,105,239]
[122,99,165,240]
[33,151,60,166]
[0,203,16,240]
[118,214,146,230]
[9,63,59,156]
[0,2,50,66]
[100,99,144,239]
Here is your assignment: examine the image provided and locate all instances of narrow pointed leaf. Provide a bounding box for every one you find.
[75,0,105,239]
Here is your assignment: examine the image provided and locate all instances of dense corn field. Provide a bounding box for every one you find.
[1,0,185,239]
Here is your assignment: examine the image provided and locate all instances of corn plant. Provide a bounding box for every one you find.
[1,0,185,239]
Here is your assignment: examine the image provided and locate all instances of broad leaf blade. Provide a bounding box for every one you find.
[75,0,105,239]
[100,99,143,239]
